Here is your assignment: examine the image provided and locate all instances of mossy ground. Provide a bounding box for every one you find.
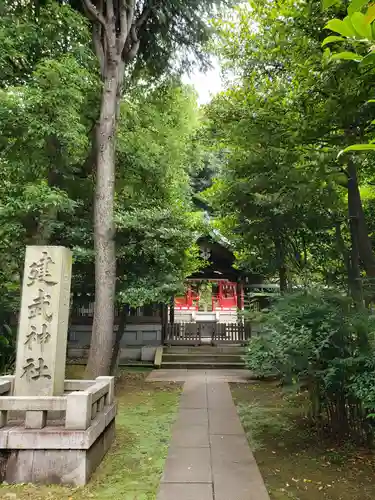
[231,381,375,500]
[0,368,181,500]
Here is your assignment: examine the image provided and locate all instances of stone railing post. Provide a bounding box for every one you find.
[25,410,46,429]
[65,391,92,430]
[0,410,7,428]
[96,376,114,405]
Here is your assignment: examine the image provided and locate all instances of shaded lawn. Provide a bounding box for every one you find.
[231,382,375,500]
[0,369,181,500]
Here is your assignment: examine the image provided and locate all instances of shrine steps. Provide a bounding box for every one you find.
[161,346,246,370]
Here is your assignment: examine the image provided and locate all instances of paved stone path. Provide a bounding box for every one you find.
[147,370,270,500]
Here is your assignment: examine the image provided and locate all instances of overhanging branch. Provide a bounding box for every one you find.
[82,0,107,29]
[117,0,134,53]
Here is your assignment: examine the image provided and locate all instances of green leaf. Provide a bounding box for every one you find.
[348,0,369,15]
[338,143,375,157]
[331,51,363,60]
[325,18,357,37]
[365,3,375,23]
[350,11,372,38]
[323,0,341,9]
[359,50,375,65]
[322,35,345,46]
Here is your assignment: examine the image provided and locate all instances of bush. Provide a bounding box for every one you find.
[244,290,375,443]
[0,322,15,374]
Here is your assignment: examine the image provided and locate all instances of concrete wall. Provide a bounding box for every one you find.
[67,323,162,363]
[68,323,162,348]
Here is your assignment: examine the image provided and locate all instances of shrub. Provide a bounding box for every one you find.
[244,290,375,443]
[0,322,15,374]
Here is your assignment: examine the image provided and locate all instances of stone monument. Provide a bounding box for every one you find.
[14,246,72,397]
[0,246,116,486]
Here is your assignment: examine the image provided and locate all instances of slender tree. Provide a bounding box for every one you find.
[78,0,227,376]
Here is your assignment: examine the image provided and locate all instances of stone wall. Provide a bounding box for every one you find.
[68,322,162,347]
[67,321,162,363]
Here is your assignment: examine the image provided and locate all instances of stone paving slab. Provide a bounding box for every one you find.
[210,434,256,464]
[178,408,208,426]
[171,423,209,447]
[207,383,234,409]
[180,381,207,408]
[155,370,270,500]
[157,483,213,500]
[208,409,244,435]
[162,446,212,483]
[210,435,270,500]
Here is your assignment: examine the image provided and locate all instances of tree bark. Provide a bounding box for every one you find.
[347,160,375,279]
[86,62,118,378]
[334,220,351,292]
[279,265,288,294]
[109,305,128,376]
[81,0,152,377]
[161,303,168,344]
[169,296,175,324]
[347,161,364,307]
[275,235,288,293]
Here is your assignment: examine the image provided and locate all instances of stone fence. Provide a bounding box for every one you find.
[0,376,114,431]
[0,374,116,485]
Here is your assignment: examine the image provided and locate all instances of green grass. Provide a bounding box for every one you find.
[0,369,181,500]
[231,382,375,500]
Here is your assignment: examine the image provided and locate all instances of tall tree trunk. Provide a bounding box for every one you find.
[347,160,375,279]
[109,306,128,376]
[81,0,152,377]
[169,296,175,324]
[279,265,288,294]
[161,303,168,344]
[347,161,364,307]
[86,63,118,378]
[275,234,288,293]
[334,220,351,293]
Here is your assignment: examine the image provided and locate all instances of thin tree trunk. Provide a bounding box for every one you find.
[347,161,364,307]
[279,265,288,294]
[86,63,118,378]
[169,296,175,324]
[347,160,375,278]
[274,227,288,293]
[334,220,351,290]
[161,303,168,344]
[109,306,128,375]
[81,0,151,377]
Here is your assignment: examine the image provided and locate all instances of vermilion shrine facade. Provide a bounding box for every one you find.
[167,236,260,343]
[174,278,244,321]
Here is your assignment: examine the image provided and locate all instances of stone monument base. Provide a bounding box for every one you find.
[4,419,115,486]
[0,376,116,486]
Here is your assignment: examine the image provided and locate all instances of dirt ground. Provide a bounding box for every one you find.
[231,382,375,500]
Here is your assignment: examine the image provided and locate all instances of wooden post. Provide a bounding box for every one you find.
[160,303,168,344]
[169,296,175,324]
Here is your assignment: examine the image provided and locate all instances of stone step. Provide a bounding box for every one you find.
[164,346,245,354]
[163,353,243,363]
[161,361,246,369]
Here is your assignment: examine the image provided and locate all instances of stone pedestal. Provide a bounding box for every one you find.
[0,245,116,486]
[0,376,116,486]
[4,411,115,486]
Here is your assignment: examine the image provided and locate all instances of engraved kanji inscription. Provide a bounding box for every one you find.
[27,251,57,286]
[24,324,51,350]
[21,357,52,381]
[28,289,53,321]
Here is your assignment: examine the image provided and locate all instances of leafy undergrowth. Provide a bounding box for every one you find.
[0,368,181,500]
[231,382,375,500]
